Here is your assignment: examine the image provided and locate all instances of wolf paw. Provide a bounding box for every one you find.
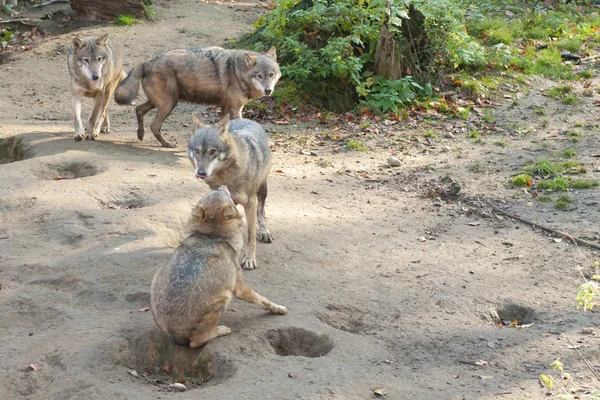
[74,134,84,142]
[85,133,96,141]
[268,303,288,315]
[241,257,257,270]
[137,129,145,141]
[216,325,231,337]
[257,230,274,243]
[162,140,177,148]
[100,124,110,134]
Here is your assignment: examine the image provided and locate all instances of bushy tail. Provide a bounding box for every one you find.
[114,64,144,105]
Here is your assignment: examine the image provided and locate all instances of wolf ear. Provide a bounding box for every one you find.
[191,113,205,129]
[192,205,205,221]
[72,37,86,51]
[265,46,277,61]
[235,204,246,218]
[244,53,256,67]
[96,33,109,46]
[218,185,231,196]
[217,115,230,135]
[222,205,236,219]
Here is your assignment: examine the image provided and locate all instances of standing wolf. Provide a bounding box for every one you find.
[151,186,287,348]
[188,115,273,270]
[68,34,125,141]
[114,46,281,148]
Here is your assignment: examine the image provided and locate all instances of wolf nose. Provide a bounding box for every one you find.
[196,169,207,180]
[264,88,272,95]
[91,74,99,81]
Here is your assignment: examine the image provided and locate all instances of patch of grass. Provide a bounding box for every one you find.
[524,158,559,178]
[561,95,578,105]
[115,14,137,26]
[578,69,593,79]
[511,174,532,187]
[561,148,576,158]
[537,195,552,203]
[469,160,485,173]
[548,85,572,97]
[271,81,304,108]
[540,119,549,128]
[573,122,583,128]
[481,113,495,124]
[555,195,573,210]
[423,130,436,138]
[143,5,157,21]
[494,140,507,147]
[345,140,368,152]
[537,177,569,191]
[570,179,599,189]
[566,131,581,142]
[561,161,586,175]
[555,38,582,53]
[468,129,482,143]
[535,107,545,116]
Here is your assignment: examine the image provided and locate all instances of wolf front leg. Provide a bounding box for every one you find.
[233,268,287,315]
[86,92,105,140]
[72,95,85,141]
[241,196,258,270]
[257,181,274,243]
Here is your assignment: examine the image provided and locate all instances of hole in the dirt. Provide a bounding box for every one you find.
[118,330,235,391]
[100,198,147,210]
[45,161,98,180]
[265,327,334,358]
[0,136,34,164]
[485,302,536,327]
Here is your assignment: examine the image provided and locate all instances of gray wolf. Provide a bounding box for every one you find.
[188,114,273,270]
[68,34,126,141]
[150,186,287,348]
[114,46,281,148]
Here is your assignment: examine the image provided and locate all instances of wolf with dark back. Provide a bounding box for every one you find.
[188,115,273,270]
[150,186,287,348]
[114,46,281,148]
[68,34,125,141]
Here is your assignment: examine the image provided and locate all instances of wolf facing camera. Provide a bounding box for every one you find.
[114,46,281,148]
[188,115,274,270]
[68,34,125,142]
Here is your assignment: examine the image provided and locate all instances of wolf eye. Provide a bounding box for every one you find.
[194,148,200,155]
[97,57,103,62]
[82,58,90,64]
[256,73,263,79]
[209,149,217,155]
[269,72,274,77]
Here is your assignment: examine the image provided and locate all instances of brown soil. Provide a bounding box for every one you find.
[1,1,600,399]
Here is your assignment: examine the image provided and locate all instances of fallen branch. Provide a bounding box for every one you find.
[580,54,600,63]
[32,0,70,7]
[482,198,600,251]
[563,334,600,382]
[0,18,42,25]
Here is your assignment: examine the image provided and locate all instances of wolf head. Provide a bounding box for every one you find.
[71,34,110,84]
[188,114,233,182]
[244,47,281,98]
[187,186,247,236]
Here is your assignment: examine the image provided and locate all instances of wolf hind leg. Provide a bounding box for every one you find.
[257,181,274,243]
[135,101,155,141]
[149,101,177,148]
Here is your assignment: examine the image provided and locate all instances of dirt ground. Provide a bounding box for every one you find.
[1,1,600,399]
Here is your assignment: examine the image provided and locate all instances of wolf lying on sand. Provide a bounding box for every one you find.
[68,34,125,142]
[188,115,274,270]
[114,46,281,148]
[150,186,287,348]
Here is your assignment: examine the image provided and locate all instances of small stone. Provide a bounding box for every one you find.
[171,383,187,392]
[387,156,401,167]
[128,370,139,378]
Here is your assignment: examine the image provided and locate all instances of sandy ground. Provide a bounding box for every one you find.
[1,1,600,399]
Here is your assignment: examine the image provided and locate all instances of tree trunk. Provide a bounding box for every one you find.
[70,0,145,21]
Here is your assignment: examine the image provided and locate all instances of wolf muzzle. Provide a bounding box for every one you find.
[264,88,272,95]
[196,169,207,180]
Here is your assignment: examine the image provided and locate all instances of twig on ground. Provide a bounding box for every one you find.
[580,54,600,63]
[32,0,70,7]
[563,334,600,382]
[482,198,600,251]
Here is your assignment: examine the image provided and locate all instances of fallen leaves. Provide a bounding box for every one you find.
[138,307,150,312]
[29,363,41,371]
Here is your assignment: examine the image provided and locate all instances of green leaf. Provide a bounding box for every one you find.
[540,374,553,389]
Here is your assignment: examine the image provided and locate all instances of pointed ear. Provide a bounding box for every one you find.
[217,115,230,135]
[222,205,236,219]
[72,37,86,51]
[192,205,204,220]
[235,204,246,217]
[96,33,109,46]
[265,46,277,61]
[191,113,205,129]
[244,52,256,67]
[218,185,231,196]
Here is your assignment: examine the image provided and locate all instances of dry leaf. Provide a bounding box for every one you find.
[467,222,480,226]
[162,365,171,374]
[138,307,150,312]
[553,238,562,243]
[474,360,488,366]
[29,364,41,371]
[275,169,284,173]
[373,387,387,397]
[128,369,139,378]
[479,375,494,380]
[418,236,427,242]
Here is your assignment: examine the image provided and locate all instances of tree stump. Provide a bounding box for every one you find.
[70,0,146,21]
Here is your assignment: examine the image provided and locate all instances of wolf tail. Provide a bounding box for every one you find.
[114,63,144,105]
